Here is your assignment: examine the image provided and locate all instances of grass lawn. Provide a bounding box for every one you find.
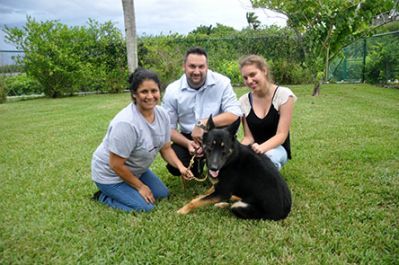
[0,84,398,264]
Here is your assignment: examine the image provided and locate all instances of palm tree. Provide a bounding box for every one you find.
[122,0,138,73]
[246,12,261,30]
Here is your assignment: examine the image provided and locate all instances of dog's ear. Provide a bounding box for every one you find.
[206,114,215,131]
[227,117,241,136]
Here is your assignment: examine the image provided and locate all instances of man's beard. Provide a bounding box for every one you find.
[187,75,206,89]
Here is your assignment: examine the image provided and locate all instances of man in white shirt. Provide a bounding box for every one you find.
[162,47,242,177]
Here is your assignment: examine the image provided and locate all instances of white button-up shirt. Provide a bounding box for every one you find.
[162,70,242,134]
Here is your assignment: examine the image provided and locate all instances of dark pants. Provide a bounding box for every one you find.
[166,133,205,177]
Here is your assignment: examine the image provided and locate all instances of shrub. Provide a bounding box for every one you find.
[271,60,312,85]
[0,64,24,74]
[139,35,185,88]
[365,38,399,84]
[5,73,43,96]
[106,68,129,93]
[213,60,241,86]
[0,77,7,103]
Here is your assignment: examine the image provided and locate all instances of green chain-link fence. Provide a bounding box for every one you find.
[329,30,399,85]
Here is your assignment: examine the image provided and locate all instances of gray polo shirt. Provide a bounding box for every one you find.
[91,103,170,184]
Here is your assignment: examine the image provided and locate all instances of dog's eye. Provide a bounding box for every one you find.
[222,148,232,155]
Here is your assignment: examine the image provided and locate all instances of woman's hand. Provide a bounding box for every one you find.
[251,143,265,154]
[138,185,155,204]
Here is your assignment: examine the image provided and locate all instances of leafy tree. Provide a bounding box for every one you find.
[4,17,127,97]
[208,23,237,36]
[189,25,214,35]
[5,18,85,97]
[83,19,128,93]
[188,23,237,37]
[251,0,396,95]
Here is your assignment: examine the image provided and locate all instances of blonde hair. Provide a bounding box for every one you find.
[239,54,274,83]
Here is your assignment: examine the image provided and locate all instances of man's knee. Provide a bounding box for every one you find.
[166,164,181,176]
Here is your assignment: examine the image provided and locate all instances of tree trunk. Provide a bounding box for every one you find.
[122,0,138,74]
[312,80,321,96]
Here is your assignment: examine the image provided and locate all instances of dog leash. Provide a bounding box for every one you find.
[187,155,208,182]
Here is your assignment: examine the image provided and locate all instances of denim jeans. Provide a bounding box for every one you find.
[265,145,288,170]
[94,169,169,212]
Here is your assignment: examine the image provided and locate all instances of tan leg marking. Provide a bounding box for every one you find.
[214,202,230,208]
[230,195,241,202]
[177,195,221,215]
[213,195,241,208]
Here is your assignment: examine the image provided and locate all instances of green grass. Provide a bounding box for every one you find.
[0,84,398,264]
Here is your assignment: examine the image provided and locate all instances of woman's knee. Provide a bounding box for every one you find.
[154,186,169,199]
[140,170,169,199]
[265,146,288,170]
[132,202,155,212]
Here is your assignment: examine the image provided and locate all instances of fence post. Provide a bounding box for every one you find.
[361,38,367,83]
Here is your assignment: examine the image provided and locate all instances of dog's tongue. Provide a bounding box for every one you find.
[209,170,219,178]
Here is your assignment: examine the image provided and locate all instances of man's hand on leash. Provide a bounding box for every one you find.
[180,166,194,180]
[187,140,203,157]
[191,125,204,145]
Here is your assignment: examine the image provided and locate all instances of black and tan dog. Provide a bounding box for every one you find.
[177,116,291,220]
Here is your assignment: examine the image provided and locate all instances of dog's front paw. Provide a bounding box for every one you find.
[177,206,190,215]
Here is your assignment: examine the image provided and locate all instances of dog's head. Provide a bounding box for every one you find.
[202,115,240,179]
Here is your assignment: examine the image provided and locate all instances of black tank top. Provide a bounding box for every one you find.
[246,87,292,159]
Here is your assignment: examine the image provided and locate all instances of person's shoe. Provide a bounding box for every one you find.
[91,190,101,201]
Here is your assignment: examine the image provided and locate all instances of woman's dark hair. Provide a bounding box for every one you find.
[184,47,208,64]
[128,68,161,102]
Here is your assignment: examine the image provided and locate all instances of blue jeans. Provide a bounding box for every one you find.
[265,145,288,170]
[94,169,169,212]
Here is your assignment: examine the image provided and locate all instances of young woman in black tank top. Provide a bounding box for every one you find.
[238,55,296,169]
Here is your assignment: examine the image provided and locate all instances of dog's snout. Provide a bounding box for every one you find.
[208,164,219,171]
[207,157,220,171]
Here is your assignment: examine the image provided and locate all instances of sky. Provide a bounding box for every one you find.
[0,0,287,50]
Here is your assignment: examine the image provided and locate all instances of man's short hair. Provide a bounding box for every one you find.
[184,47,208,63]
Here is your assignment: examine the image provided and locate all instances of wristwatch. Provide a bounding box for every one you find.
[195,120,207,130]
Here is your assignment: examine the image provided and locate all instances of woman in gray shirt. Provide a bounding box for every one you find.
[91,68,193,212]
